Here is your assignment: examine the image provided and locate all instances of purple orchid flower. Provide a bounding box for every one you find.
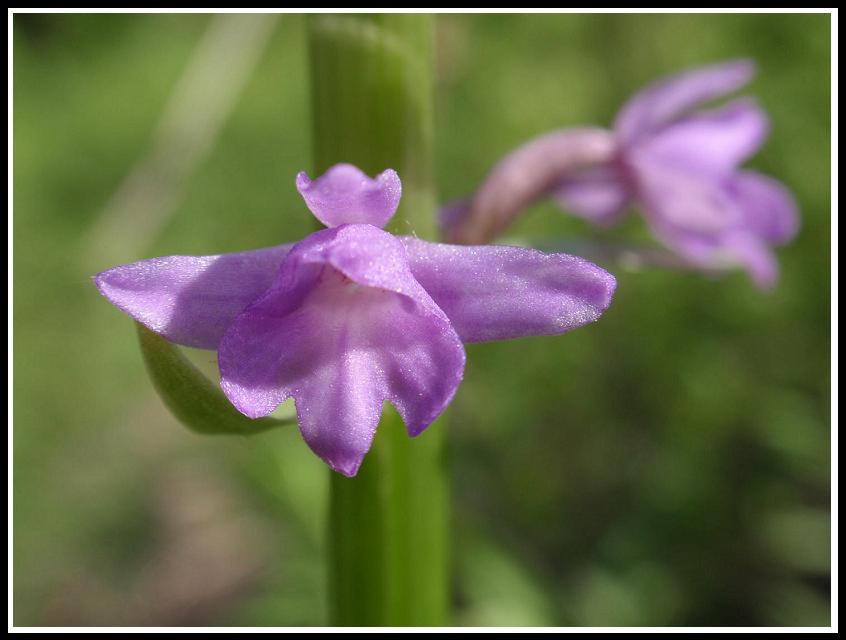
[95,164,616,476]
[448,60,799,289]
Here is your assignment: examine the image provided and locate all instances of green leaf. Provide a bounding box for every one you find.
[136,322,293,436]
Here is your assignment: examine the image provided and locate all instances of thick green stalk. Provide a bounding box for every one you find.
[307,14,448,626]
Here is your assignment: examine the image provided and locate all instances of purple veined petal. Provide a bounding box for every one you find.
[399,237,616,344]
[632,98,769,174]
[615,59,756,144]
[631,157,742,234]
[218,225,465,476]
[730,170,800,244]
[551,163,633,227]
[94,243,293,349]
[296,163,402,229]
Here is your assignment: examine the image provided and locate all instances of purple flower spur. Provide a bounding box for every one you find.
[449,60,799,288]
[95,164,616,476]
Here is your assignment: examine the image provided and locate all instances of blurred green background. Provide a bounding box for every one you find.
[13,13,831,627]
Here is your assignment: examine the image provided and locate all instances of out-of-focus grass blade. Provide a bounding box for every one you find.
[136,322,293,435]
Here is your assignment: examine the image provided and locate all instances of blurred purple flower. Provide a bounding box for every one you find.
[450,60,799,288]
[95,164,616,476]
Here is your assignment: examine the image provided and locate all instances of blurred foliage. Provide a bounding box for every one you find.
[13,13,830,627]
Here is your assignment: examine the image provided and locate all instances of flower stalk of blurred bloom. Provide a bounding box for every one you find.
[94,164,616,476]
[445,60,799,289]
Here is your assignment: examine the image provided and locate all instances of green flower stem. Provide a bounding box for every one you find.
[307,14,448,626]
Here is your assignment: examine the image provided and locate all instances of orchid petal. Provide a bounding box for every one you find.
[552,164,632,226]
[136,323,293,435]
[615,59,756,143]
[723,232,780,289]
[730,170,800,244]
[218,225,465,476]
[633,168,787,289]
[296,163,402,229]
[633,98,769,174]
[632,158,742,234]
[400,237,616,343]
[94,244,292,349]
